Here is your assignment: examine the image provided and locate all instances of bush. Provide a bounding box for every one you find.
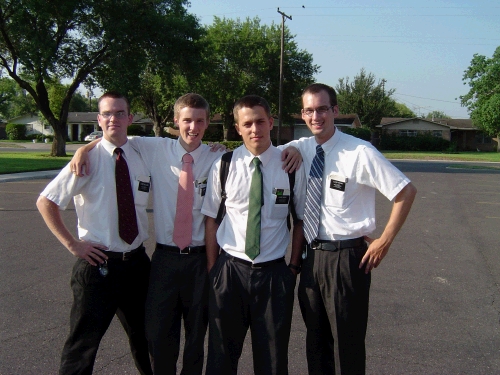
[342,127,372,142]
[379,131,452,151]
[6,123,26,140]
[127,124,146,136]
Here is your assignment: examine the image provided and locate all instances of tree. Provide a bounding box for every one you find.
[393,102,416,118]
[0,0,199,156]
[197,17,318,140]
[336,69,397,129]
[460,46,500,139]
[426,110,451,119]
[131,70,191,137]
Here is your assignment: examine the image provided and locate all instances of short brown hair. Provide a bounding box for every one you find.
[302,83,338,107]
[174,93,210,121]
[233,95,272,123]
[98,91,131,114]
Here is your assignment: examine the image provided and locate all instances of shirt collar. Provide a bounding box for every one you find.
[101,137,132,157]
[317,126,341,155]
[241,143,274,168]
[175,138,203,163]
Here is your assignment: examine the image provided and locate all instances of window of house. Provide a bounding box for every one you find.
[432,130,442,138]
[44,124,51,130]
[399,130,417,137]
[475,133,492,144]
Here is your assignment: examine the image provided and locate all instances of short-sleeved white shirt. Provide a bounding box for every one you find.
[129,137,225,246]
[40,138,151,252]
[285,128,411,240]
[201,144,307,263]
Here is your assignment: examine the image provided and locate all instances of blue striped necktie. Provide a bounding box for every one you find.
[304,145,325,244]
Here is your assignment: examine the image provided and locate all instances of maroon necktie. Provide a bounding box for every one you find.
[114,148,139,244]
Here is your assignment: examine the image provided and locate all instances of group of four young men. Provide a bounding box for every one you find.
[37,83,416,375]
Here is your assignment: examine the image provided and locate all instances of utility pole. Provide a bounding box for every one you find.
[277,7,292,145]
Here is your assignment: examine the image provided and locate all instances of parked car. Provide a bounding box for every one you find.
[84,131,103,142]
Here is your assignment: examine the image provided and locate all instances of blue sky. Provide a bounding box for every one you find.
[188,0,500,119]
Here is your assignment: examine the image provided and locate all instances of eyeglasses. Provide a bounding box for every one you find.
[302,106,333,117]
[99,111,128,119]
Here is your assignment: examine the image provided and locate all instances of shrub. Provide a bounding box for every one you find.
[342,127,372,142]
[6,123,26,140]
[379,131,452,151]
[127,124,146,136]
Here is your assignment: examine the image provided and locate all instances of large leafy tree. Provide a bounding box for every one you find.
[197,17,319,141]
[0,0,198,156]
[393,102,416,118]
[336,68,397,129]
[426,110,451,119]
[460,46,500,139]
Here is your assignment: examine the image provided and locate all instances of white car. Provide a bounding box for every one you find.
[84,131,103,142]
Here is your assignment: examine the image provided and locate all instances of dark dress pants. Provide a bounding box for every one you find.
[145,250,208,375]
[206,253,296,375]
[298,243,370,375]
[59,251,152,375]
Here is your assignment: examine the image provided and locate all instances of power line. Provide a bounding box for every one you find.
[394,92,460,104]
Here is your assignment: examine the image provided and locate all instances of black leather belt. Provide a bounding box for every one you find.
[102,245,145,261]
[223,250,284,268]
[308,237,365,251]
[156,243,206,254]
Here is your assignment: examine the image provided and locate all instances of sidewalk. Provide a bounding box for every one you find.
[0,169,61,183]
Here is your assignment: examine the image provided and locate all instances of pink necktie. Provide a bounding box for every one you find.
[173,153,194,249]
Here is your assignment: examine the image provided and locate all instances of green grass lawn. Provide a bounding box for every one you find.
[0,149,499,175]
[0,152,72,174]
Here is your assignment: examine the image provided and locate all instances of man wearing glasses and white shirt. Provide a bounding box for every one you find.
[37,92,153,375]
[282,83,417,375]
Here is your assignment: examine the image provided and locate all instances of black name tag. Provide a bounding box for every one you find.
[276,195,290,204]
[138,181,150,192]
[330,179,345,191]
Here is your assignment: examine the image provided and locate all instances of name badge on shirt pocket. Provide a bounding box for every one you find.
[137,175,151,192]
[329,174,347,192]
[195,177,207,197]
[273,188,290,204]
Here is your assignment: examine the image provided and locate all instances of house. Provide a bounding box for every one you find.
[376,117,497,151]
[8,112,154,141]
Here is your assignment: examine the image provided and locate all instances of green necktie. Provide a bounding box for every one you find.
[245,157,263,260]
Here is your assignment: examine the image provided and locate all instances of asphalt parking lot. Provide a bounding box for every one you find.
[1,159,499,374]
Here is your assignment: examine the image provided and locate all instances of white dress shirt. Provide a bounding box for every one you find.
[41,138,151,252]
[284,128,411,240]
[129,137,225,247]
[202,144,306,263]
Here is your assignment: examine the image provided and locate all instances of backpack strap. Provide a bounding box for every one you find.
[215,151,297,230]
[215,151,233,225]
[287,170,297,230]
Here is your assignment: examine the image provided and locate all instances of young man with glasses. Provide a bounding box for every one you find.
[283,83,417,374]
[37,92,153,375]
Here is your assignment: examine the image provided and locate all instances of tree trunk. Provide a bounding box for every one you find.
[153,122,163,137]
[50,120,67,157]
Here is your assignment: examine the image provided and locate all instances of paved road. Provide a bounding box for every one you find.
[1,160,499,374]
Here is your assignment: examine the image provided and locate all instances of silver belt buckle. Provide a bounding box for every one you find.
[310,240,320,250]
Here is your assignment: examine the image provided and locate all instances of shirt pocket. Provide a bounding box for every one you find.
[324,173,347,208]
[269,193,290,220]
[134,175,151,207]
[193,176,207,210]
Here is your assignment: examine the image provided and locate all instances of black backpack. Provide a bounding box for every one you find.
[215,151,297,229]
